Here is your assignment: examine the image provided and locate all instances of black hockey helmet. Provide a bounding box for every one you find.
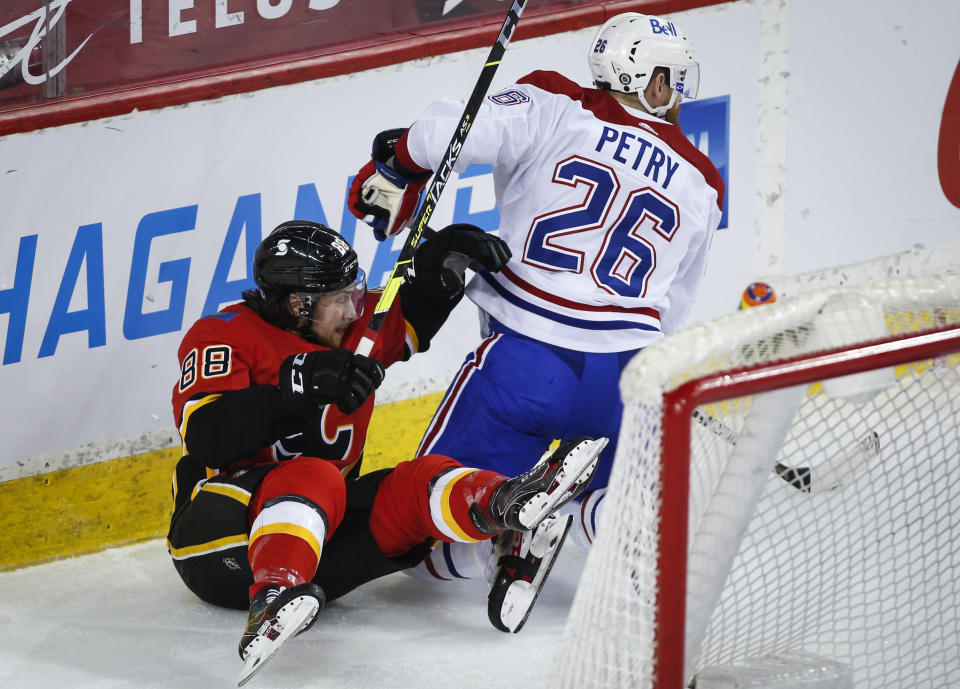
[253,220,360,297]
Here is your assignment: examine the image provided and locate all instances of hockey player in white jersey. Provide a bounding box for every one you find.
[349,12,723,632]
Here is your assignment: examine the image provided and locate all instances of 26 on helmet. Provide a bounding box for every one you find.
[587,12,699,117]
[253,220,366,321]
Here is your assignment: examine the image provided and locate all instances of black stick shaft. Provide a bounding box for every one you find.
[356,0,528,357]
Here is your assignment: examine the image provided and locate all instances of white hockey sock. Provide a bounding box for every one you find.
[559,488,606,553]
[404,539,496,583]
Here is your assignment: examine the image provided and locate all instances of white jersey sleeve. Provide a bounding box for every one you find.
[399,70,724,353]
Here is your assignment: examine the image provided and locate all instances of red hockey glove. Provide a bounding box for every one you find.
[348,129,431,241]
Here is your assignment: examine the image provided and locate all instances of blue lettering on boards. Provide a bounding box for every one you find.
[0,234,37,365]
[202,194,261,317]
[39,223,107,358]
[123,205,197,340]
[293,183,329,226]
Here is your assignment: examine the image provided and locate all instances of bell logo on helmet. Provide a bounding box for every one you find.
[649,18,678,36]
[587,12,700,117]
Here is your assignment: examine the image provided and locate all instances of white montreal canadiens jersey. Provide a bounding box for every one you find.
[401,71,725,353]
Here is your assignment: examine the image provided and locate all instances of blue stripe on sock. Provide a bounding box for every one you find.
[589,492,605,538]
[441,542,468,579]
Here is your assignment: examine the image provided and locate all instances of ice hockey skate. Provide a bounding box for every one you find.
[238,582,325,686]
[471,436,607,533]
[488,511,574,633]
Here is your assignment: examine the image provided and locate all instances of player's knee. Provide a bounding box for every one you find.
[395,453,464,490]
[257,456,347,526]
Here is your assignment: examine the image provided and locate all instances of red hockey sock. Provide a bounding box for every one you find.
[370,455,509,556]
[440,467,508,539]
[248,533,318,599]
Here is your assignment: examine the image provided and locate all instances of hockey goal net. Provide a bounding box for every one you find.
[553,273,960,689]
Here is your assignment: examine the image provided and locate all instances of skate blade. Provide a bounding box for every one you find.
[517,438,607,529]
[499,514,573,632]
[238,596,320,686]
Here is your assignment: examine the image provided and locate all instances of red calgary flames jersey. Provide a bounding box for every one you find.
[171,292,411,474]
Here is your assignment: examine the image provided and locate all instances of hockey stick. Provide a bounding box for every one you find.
[691,408,739,446]
[691,409,881,494]
[355,0,528,358]
[773,430,880,494]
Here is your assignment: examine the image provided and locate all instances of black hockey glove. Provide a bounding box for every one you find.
[339,355,386,414]
[412,223,512,297]
[399,224,512,353]
[279,350,385,418]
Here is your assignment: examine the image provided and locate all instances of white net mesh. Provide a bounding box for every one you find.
[553,274,960,689]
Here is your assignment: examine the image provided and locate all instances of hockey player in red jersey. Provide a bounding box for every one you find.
[166,220,606,684]
[349,12,723,633]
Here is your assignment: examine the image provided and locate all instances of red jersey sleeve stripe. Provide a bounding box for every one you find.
[396,129,432,175]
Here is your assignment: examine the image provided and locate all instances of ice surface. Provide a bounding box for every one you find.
[0,539,584,689]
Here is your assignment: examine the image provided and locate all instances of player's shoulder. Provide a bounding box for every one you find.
[514,70,620,111]
[481,71,572,113]
[189,302,253,329]
[512,70,605,110]
[180,304,264,347]
[644,118,725,207]
[515,71,723,206]
[516,70,583,97]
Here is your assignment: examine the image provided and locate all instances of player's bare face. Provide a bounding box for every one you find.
[307,286,362,347]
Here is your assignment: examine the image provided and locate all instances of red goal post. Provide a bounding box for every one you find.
[553,273,960,689]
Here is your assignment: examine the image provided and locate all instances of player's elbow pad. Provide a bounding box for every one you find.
[182,386,290,467]
[398,278,463,353]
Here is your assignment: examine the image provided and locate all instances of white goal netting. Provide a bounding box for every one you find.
[553,273,960,689]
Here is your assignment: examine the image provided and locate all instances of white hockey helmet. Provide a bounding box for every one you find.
[587,12,700,117]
